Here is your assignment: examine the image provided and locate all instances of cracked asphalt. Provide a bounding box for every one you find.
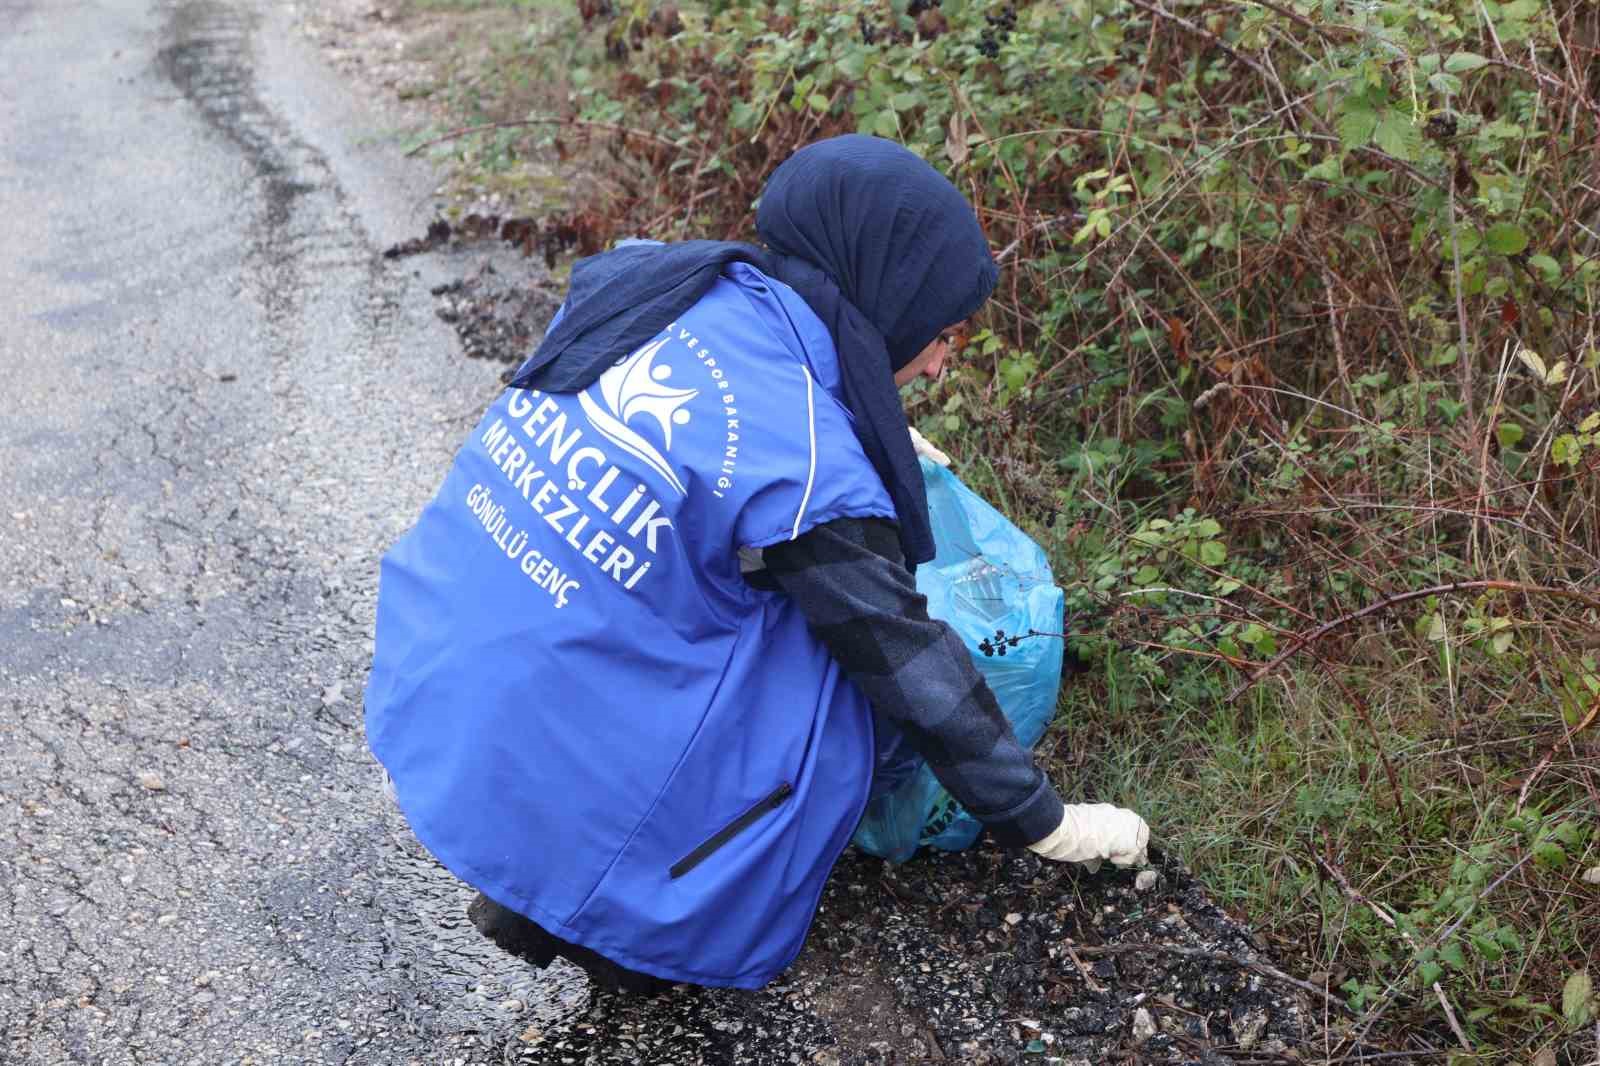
[2,2,1326,1063]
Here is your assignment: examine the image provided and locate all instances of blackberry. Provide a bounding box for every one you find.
[859,12,879,44]
[978,2,1015,56]
[984,4,1017,31]
[978,628,1026,657]
[907,0,941,13]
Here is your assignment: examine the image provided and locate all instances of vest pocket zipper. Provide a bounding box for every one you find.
[669,782,794,879]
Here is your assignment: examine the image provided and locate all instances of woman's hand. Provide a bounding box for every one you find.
[1026,804,1150,870]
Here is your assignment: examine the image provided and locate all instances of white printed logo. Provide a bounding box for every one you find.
[577,336,698,496]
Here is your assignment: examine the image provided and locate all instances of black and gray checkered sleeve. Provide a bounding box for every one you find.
[762,517,1064,848]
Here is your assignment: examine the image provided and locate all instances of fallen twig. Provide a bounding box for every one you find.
[1313,851,1470,1052]
[404,117,681,158]
[1062,941,1107,993]
[1320,265,1354,406]
[1070,942,1352,1014]
[1516,689,1600,812]
[1336,852,1537,1055]
[1227,580,1600,703]
[1303,1052,1449,1064]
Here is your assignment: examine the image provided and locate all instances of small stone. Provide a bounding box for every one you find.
[1582,865,1600,885]
[137,771,165,792]
[1004,912,1023,925]
[195,970,221,987]
[156,913,177,926]
[1135,869,1159,892]
[1233,1007,1268,1050]
[1131,1008,1157,1044]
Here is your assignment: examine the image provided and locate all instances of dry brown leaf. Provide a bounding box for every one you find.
[945,110,969,167]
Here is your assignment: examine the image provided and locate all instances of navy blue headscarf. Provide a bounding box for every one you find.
[509,135,999,567]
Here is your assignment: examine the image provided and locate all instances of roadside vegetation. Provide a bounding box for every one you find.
[384,0,1599,1059]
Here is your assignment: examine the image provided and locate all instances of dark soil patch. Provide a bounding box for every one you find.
[428,261,559,371]
[506,844,1335,1065]
[400,258,557,376]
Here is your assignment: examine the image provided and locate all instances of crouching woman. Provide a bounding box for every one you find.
[364,135,1149,992]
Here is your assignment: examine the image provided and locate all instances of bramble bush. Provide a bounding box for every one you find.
[410,0,1600,1056]
[531,0,1600,623]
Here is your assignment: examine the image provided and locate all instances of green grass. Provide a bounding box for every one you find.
[389,0,600,205]
[1038,642,1598,1060]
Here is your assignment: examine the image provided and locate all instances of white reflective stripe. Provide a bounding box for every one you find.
[791,366,818,540]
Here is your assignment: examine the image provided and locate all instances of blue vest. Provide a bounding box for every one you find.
[365,264,896,988]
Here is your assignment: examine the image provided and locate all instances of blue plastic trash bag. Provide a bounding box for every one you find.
[850,458,1065,862]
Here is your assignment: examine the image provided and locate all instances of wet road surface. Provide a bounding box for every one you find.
[1,2,1322,1063]
[3,0,590,1060]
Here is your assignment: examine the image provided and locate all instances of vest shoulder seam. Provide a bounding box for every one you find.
[741,502,900,550]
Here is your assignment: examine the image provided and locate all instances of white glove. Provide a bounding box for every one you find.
[909,426,951,466]
[1027,804,1150,870]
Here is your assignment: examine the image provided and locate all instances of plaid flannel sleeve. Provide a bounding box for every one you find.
[761,517,1064,848]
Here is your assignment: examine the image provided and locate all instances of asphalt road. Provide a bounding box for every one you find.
[1,0,596,1061]
[1,2,1318,1063]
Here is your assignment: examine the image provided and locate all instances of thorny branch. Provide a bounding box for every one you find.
[1227,581,1600,703]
